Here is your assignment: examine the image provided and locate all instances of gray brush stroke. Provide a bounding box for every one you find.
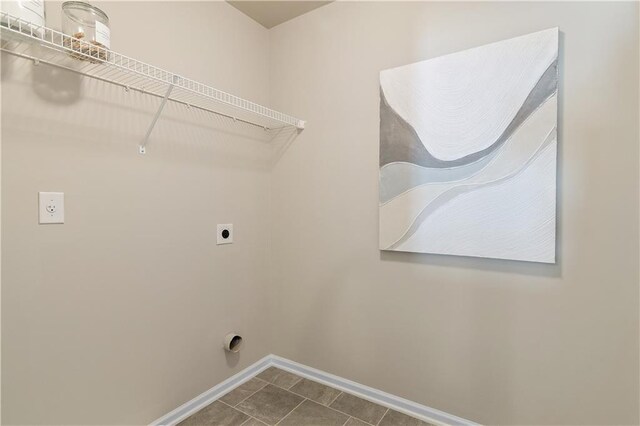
[379,59,558,169]
[380,154,498,204]
[385,128,557,250]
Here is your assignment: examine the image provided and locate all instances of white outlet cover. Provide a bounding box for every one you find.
[217,224,233,245]
[39,192,64,224]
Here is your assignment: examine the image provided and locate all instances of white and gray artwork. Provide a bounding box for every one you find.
[379,28,558,263]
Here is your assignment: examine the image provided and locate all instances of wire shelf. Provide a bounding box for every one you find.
[0,11,305,152]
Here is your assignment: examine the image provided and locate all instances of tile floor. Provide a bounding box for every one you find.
[178,367,434,426]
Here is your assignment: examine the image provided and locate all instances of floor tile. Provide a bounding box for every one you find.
[290,378,342,405]
[221,378,268,406]
[344,417,371,426]
[278,400,349,426]
[236,384,304,425]
[256,367,302,389]
[379,409,434,426]
[329,393,387,425]
[178,401,249,426]
[241,417,268,426]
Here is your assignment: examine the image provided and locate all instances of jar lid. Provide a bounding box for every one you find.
[62,1,109,23]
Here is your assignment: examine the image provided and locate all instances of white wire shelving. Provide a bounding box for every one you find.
[0,11,306,154]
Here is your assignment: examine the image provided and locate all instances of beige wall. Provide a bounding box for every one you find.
[269,2,640,425]
[2,1,639,425]
[2,2,275,424]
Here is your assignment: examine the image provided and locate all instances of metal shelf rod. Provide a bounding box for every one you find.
[139,80,175,154]
[1,48,286,132]
[0,11,306,144]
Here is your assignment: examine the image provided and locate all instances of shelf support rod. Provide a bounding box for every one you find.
[139,80,175,155]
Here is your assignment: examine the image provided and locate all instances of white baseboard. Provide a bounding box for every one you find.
[150,354,479,426]
[150,355,273,426]
[270,355,478,426]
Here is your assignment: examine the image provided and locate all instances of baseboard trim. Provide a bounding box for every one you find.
[150,354,479,426]
[150,355,273,426]
[270,355,478,426]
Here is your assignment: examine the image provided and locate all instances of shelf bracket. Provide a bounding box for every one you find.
[139,81,175,155]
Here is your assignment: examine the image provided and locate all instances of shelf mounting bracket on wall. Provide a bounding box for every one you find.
[0,11,306,156]
[139,77,177,155]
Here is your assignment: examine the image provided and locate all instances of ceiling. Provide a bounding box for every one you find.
[227,1,332,29]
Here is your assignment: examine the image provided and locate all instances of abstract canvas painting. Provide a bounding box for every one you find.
[379,28,558,263]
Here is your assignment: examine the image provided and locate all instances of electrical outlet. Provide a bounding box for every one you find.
[39,192,64,224]
[217,224,233,245]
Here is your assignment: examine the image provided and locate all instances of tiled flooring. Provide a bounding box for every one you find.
[178,367,433,426]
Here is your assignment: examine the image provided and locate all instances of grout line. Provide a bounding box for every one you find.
[217,401,263,426]
[229,386,295,426]
[229,406,251,417]
[260,367,303,391]
[266,381,297,392]
[254,377,268,385]
[232,401,265,422]
[286,376,303,389]
[227,388,375,426]
[376,408,390,426]
[232,379,269,407]
[220,397,266,425]
[327,391,343,407]
[284,387,377,424]
[219,400,238,409]
[341,416,353,426]
[286,388,371,424]
[181,368,411,426]
[273,397,307,426]
[287,387,337,408]
[241,413,268,426]
[234,408,259,422]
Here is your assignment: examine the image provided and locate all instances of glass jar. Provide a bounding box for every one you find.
[61,1,110,62]
[1,0,46,35]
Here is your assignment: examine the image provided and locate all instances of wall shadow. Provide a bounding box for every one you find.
[1,53,303,172]
[380,249,560,278]
[32,61,82,105]
[224,349,240,368]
